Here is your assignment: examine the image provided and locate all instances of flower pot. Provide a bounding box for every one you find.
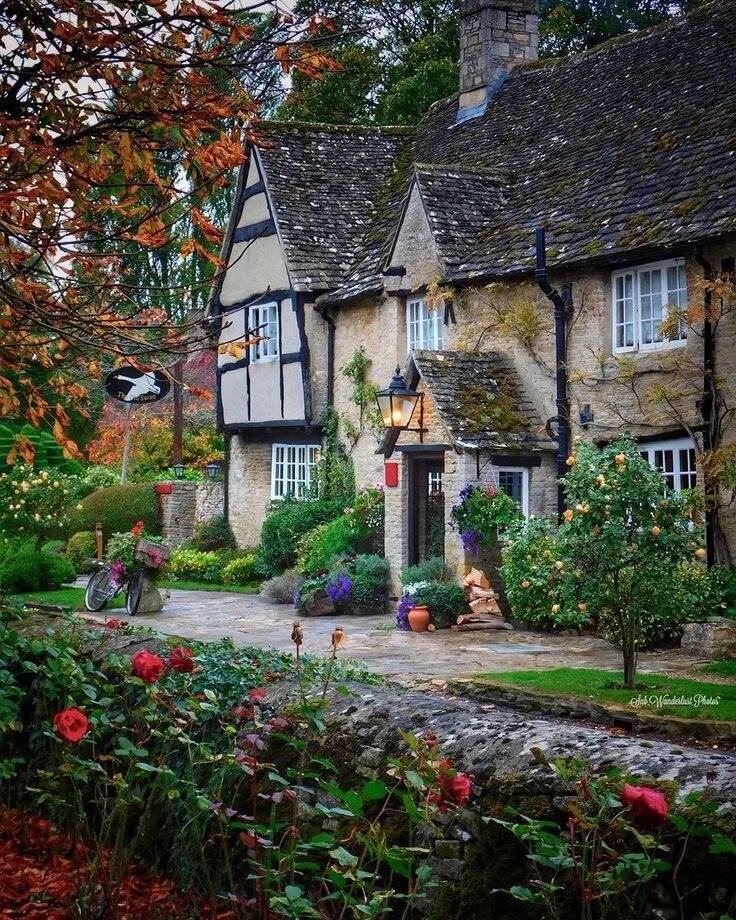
[408,605,430,632]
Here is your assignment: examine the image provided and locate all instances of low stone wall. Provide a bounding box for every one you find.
[682,617,736,660]
[158,480,224,547]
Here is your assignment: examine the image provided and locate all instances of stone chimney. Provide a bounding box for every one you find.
[458,0,539,122]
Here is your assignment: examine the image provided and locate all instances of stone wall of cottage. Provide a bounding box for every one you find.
[159,480,224,547]
[227,437,273,549]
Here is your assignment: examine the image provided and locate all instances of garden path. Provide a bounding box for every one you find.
[82,585,711,682]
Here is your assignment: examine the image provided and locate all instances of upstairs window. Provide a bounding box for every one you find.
[407,297,444,351]
[271,444,320,499]
[639,437,696,492]
[250,302,279,362]
[612,260,687,353]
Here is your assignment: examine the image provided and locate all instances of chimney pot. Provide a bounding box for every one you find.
[457,0,539,122]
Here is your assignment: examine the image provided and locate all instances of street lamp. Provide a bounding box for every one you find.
[375,366,422,431]
[173,462,185,480]
[206,462,221,480]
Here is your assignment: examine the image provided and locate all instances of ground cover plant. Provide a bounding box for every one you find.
[474,667,736,721]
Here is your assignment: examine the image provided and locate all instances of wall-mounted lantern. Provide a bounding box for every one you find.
[206,462,222,480]
[173,462,186,480]
[375,366,422,431]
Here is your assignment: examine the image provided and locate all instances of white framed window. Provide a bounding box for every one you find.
[639,437,697,492]
[250,302,279,362]
[407,297,444,352]
[428,471,443,494]
[271,444,320,499]
[612,259,687,353]
[497,467,529,517]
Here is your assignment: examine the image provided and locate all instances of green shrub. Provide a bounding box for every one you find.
[68,484,160,544]
[41,539,66,556]
[79,465,119,497]
[65,531,97,573]
[258,497,345,575]
[192,514,237,552]
[169,548,224,583]
[261,568,305,604]
[295,515,357,576]
[0,543,76,592]
[223,553,258,585]
[400,556,450,586]
[350,554,390,610]
[417,582,467,628]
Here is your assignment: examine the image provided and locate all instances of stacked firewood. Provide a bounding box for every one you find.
[451,568,512,631]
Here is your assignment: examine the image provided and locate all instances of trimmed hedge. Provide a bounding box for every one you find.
[65,531,97,573]
[0,543,76,592]
[258,497,345,575]
[67,484,161,545]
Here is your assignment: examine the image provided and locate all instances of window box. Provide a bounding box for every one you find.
[612,259,687,353]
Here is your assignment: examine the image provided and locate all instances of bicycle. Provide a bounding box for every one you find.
[85,562,145,617]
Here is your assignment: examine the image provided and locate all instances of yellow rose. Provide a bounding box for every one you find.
[563,509,574,523]
[578,602,587,612]
[695,548,706,559]
[554,560,564,570]
[651,525,661,536]
[551,604,560,614]
[521,580,531,588]
[614,453,626,465]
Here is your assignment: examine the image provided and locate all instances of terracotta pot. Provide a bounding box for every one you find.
[408,605,430,632]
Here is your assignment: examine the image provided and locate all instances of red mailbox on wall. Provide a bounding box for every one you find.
[384,462,399,488]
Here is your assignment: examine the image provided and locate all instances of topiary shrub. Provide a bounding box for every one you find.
[258,497,345,575]
[192,514,237,553]
[261,568,305,604]
[67,484,160,545]
[65,531,97,573]
[222,553,259,585]
[0,543,76,592]
[168,548,223,583]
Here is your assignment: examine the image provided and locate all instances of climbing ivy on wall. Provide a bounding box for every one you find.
[317,406,355,501]
[340,347,384,447]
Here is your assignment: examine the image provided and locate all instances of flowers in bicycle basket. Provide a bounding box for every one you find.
[110,558,128,589]
[131,520,145,537]
[146,548,165,568]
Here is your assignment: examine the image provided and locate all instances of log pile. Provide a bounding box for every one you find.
[452,568,512,631]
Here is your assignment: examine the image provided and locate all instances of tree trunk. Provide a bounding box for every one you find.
[171,356,184,467]
[622,612,638,689]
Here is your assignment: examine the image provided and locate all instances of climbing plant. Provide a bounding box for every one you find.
[339,347,383,447]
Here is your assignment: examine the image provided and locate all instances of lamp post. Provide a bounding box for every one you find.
[375,366,422,432]
[173,462,185,480]
[206,462,221,480]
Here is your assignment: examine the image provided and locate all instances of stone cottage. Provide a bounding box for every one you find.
[209,0,736,583]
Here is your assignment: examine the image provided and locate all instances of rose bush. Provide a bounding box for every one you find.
[131,649,166,683]
[53,707,89,744]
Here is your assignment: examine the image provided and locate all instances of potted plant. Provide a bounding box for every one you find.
[396,580,430,632]
[419,582,468,629]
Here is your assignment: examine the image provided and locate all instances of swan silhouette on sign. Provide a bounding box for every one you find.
[105,367,170,404]
[115,372,163,401]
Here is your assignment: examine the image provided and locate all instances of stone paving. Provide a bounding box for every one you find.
[82,585,713,682]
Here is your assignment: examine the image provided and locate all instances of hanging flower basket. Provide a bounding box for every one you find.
[134,538,171,571]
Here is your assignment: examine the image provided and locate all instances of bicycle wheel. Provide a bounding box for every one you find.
[85,569,116,612]
[126,570,144,617]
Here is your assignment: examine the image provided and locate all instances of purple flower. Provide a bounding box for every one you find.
[111,558,127,588]
[395,608,410,630]
[327,574,352,604]
[460,528,482,554]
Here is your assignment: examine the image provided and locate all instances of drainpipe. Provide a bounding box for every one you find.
[535,228,570,520]
[694,247,716,567]
[223,432,231,521]
[316,305,335,407]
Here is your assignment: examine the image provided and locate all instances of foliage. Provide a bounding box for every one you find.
[0,543,76,592]
[349,554,390,610]
[68,484,161,545]
[0,424,84,475]
[501,438,707,686]
[339,347,383,445]
[261,568,307,604]
[223,553,260,586]
[105,531,139,570]
[79,465,120,497]
[168,548,224,584]
[65,531,97,574]
[316,406,356,502]
[415,581,467,628]
[296,516,359,575]
[0,464,81,550]
[191,513,238,553]
[0,0,331,445]
[450,482,524,553]
[400,555,451,585]
[258,496,345,575]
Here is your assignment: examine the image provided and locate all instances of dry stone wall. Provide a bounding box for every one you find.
[158,480,224,547]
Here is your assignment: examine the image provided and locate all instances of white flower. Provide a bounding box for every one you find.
[76,503,83,510]
[53,481,59,487]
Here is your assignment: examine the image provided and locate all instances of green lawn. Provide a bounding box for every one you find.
[700,660,736,680]
[8,586,125,611]
[158,579,260,594]
[474,667,736,721]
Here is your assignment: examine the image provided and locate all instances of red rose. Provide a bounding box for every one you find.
[131,650,166,683]
[440,771,472,807]
[53,707,89,744]
[105,618,126,630]
[250,688,267,703]
[168,646,195,673]
[621,783,668,826]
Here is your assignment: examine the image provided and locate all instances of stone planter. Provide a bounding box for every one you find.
[137,574,165,614]
[304,593,336,617]
[408,605,430,632]
[681,617,736,659]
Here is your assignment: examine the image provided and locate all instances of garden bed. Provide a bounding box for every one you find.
[451,667,736,743]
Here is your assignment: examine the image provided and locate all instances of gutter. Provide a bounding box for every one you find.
[693,247,716,567]
[535,228,571,520]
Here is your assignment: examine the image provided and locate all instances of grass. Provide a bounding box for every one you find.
[700,660,736,680]
[474,667,736,721]
[8,586,125,611]
[158,579,260,594]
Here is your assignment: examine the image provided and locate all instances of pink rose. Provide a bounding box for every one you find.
[621,783,668,826]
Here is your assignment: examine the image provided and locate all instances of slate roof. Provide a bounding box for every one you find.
[256,123,412,290]
[299,0,736,303]
[409,350,552,451]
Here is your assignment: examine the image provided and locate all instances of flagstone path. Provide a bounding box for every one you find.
[82,585,712,683]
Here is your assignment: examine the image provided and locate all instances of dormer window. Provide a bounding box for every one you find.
[612,259,687,353]
[250,302,279,362]
[407,297,444,352]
